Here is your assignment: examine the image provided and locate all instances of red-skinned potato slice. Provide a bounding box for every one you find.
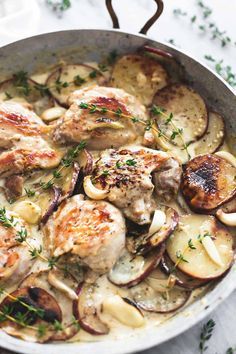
[73,282,109,335]
[110,54,168,105]
[130,268,191,313]
[127,207,179,255]
[142,46,174,59]
[160,254,209,290]
[191,112,225,156]
[46,64,104,107]
[0,287,62,342]
[152,84,208,146]
[20,269,79,341]
[181,154,236,211]
[0,77,54,115]
[108,244,165,288]
[166,214,234,280]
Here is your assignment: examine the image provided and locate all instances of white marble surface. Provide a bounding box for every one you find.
[0,1,235,353]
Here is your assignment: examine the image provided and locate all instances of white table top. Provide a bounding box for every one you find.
[0,1,235,353]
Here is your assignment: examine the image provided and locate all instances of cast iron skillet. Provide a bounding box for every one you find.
[0,1,235,353]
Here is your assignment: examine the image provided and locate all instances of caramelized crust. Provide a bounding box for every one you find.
[0,102,61,176]
[181,154,236,211]
[53,86,148,150]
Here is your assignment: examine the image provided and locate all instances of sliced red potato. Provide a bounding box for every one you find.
[191,112,225,156]
[0,77,54,115]
[0,287,62,342]
[166,214,234,280]
[160,254,209,290]
[110,54,168,105]
[20,268,79,341]
[108,244,165,287]
[130,268,191,313]
[46,64,104,107]
[142,46,174,60]
[181,154,236,211]
[152,84,208,146]
[73,282,109,335]
[127,207,179,255]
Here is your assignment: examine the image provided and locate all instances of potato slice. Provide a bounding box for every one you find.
[20,269,79,341]
[0,77,54,115]
[46,64,104,106]
[0,287,62,342]
[192,112,225,156]
[181,154,236,211]
[73,282,109,335]
[166,214,234,280]
[110,54,168,105]
[130,268,191,313]
[108,244,165,287]
[160,254,209,290]
[152,84,208,146]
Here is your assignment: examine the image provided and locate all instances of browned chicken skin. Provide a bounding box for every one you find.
[90,146,180,224]
[0,102,61,177]
[53,86,148,150]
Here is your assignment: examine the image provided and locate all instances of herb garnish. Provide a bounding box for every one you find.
[199,319,216,353]
[151,104,191,159]
[12,71,31,96]
[73,75,86,86]
[19,141,86,200]
[204,55,236,87]
[78,102,173,148]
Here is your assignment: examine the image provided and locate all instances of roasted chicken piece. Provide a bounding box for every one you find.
[88,146,180,224]
[53,86,148,150]
[44,195,126,273]
[181,154,236,211]
[0,210,34,284]
[0,101,61,177]
[153,157,181,201]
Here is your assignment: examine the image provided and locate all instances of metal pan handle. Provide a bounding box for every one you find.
[105,0,164,35]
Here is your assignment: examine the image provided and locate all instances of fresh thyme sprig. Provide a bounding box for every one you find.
[17,142,86,201]
[173,1,235,48]
[226,348,236,354]
[78,102,171,145]
[204,55,236,87]
[45,0,71,17]
[0,305,79,338]
[151,105,191,159]
[0,207,56,270]
[0,288,45,319]
[199,319,216,353]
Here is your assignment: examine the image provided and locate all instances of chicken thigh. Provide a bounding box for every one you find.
[87,146,180,224]
[0,101,61,177]
[53,86,148,150]
[44,195,126,273]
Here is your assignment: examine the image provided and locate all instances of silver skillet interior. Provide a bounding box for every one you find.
[0,2,235,353]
